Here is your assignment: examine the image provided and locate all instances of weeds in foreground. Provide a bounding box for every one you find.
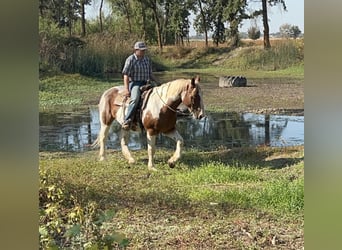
[39,168,129,249]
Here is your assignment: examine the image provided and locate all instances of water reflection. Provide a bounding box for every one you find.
[39,107,304,152]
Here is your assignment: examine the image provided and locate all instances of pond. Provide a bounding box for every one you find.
[39,107,304,152]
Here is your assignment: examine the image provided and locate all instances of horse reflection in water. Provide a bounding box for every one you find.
[92,76,205,171]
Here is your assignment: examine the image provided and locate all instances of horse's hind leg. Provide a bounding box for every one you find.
[98,122,110,161]
[164,130,184,168]
[120,129,135,164]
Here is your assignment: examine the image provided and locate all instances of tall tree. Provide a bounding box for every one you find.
[225,0,249,47]
[193,0,211,47]
[39,0,92,37]
[137,0,148,40]
[166,1,191,45]
[211,0,228,47]
[112,0,133,33]
[80,0,91,37]
[261,0,270,48]
[144,0,164,50]
[259,0,286,49]
[99,0,104,32]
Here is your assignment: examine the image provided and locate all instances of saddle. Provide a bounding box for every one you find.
[114,84,154,130]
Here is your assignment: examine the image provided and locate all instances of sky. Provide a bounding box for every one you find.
[240,0,304,33]
[85,0,304,35]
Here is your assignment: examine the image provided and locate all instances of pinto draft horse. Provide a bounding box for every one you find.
[92,76,205,171]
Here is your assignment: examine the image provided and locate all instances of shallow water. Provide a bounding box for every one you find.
[39,107,303,152]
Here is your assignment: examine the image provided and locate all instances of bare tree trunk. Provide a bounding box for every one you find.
[81,0,86,37]
[68,20,72,37]
[262,0,271,49]
[229,20,239,48]
[123,1,132,33]
[139,0,147,40]
[148,0,163,51]
[198,0,208,47]
[126,13,132,33]
[154,15,163,51]
[99,0,104,32]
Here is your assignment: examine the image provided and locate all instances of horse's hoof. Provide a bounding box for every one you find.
[168,162,176,168]
[128,158,135,164]
[148,167,157,172]
[99,156,105,161]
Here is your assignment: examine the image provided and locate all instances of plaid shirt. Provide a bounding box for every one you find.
[122,54,152,82]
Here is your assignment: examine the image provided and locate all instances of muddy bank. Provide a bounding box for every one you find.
[201,77,304,115]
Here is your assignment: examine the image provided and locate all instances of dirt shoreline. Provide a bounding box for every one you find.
[201,77,304,115]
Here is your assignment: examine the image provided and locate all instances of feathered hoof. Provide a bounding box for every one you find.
[99,156,105,161]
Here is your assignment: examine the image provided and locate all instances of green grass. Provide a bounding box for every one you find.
[39,73,121,111]
[39,147,304,249]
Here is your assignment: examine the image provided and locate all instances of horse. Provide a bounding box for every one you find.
[92,76,205,171]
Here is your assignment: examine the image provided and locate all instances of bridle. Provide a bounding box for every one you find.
[154,86,194,116]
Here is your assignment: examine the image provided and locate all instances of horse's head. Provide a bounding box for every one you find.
[182,76,205,119]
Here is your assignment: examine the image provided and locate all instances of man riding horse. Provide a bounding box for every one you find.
[121,41,159,130]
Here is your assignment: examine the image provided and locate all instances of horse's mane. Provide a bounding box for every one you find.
[154,78,190,100]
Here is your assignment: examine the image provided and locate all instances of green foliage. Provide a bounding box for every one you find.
[39,167,129,249]
[279,23,302,39]
[247,26,261,40]
[39,16,67,76]
[39,28,140,78]
[38,0,302,77]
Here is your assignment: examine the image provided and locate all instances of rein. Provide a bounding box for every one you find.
[154,87,191,116]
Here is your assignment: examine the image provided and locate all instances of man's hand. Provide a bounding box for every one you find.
[123,74,130,97]
[123,88,130,98]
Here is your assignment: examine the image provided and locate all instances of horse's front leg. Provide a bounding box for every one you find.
[120,129,135,164]
[146,133,157,171]
[164,130,184,168]
[98,123,110,161]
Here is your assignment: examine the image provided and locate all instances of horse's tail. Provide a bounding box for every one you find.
[91,86,122,149]
[91,104,101,149]
[91,91,108,149]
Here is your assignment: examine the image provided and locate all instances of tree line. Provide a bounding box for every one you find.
[39,0,289,49]
[39,0,300,77]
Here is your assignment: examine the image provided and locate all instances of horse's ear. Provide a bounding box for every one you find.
[195,75,200,83]
[190,77,196,87]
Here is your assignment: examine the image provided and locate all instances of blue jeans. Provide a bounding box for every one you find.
[124,81,146,122]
